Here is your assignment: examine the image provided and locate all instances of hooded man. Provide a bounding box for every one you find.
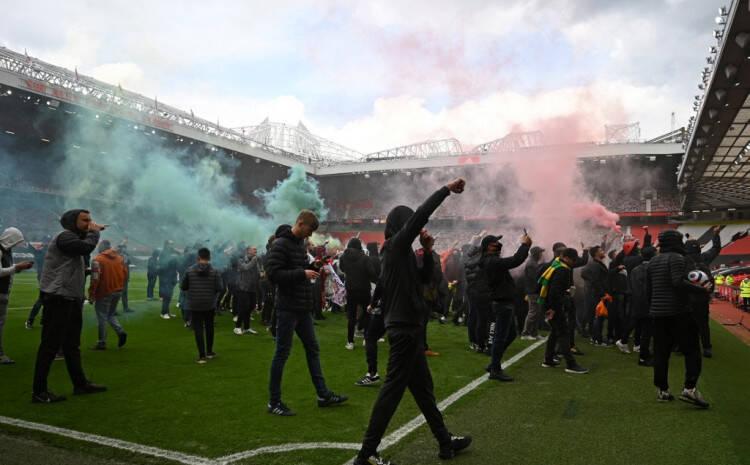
[683,226,722,358]
[1,227,34,364]
[630,245,656,365]
[31,209,108,403]
[353,178,471,465]
[480,232,532,381]
[646,229,710,408]
[340,237,377,349]
[234,245,261,335]
[521,245,546,340]
[265,211,348,416]
[88,240,128,350]
[582,245,610,345]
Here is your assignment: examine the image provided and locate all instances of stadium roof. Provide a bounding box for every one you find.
[679,0,750,212]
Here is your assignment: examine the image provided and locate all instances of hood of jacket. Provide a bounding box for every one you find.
[347,237,362,250]
[366,242,379,256]
[0,227,24,250]
[98,249,121,260]
[385,205,414,239]
[658,229,684,255]
[195,262,212,276]
[60,209,88,237]
[275,224,294,240]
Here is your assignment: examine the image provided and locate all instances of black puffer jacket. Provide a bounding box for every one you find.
[630,260,650,318]
[581,259,609,302]
[366,242,381,278]
[266,224,314,313]
[181,262,223,311]
[647,244,708,317]
[340,238,377,293]
[465,246,491,307]
[480,243,530,302]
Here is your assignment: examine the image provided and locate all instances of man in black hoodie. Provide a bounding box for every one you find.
[340,237,377,349]
[353,179,471,465]
[265,211,348,416]
[181,248,223,363]
[481,233,532,381]
[684,226,722,358]
[630,245,655,365]
[31,209,107,403]
[647,230,710,408]
[583,245,610,346]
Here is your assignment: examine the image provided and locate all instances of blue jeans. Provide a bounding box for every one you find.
[269,310,329,405]
[490,301,516,370]
[94,292,125,345]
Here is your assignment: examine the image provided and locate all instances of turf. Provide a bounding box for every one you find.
[1,271,749,465]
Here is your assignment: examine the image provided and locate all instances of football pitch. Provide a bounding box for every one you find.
[0,272,748,465]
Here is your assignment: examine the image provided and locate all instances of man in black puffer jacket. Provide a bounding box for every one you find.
[354,179,471,465]
[181,248,223,363]
[265,210,347,416]
[647,229,710,408]
[582,245,609,345]
[630,246,655,365]
[480,233,531,381]
[684,226,722,358]
[340,237,377,348]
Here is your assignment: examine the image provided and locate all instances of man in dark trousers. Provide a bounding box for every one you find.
[481,232,532,381]
[684,226,723,358]
[647,230,710,408]
[158,241,179,319]
[340,237,377,350]
[146,249,159,301]
[31,209,108,403]
[235,245,261,335]
[520,246,546,340]
[265,210,348,416]
[540,248,588,374]
[583,245,610,346]
[630,245,655,366]
[25,238,49,329]
[181,248,223,364]
[353,179,471,465]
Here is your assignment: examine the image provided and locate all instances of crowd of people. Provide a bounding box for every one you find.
[0,176,736,465]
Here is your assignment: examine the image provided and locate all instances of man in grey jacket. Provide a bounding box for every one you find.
[234,245,261,335]
[0,227,34,365]
[31,209,107,403]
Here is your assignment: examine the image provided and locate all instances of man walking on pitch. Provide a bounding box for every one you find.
[88,240,128,350]
[265,210,348,416]
[181,248,223,364]
[354,179,471,465]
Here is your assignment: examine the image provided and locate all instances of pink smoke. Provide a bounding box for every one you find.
[572,202,622,233]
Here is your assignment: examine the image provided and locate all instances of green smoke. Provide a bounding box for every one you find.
[256,164,329,224]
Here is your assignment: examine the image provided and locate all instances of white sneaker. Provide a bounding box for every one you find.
[633,345,641,352]
[232,316,238,322]
[345,342,354,350]
[362,339,367,347]
[233,327,243,335]
[378,338,385,343]
[520,335,535,341]
[160,314,171,319]
[615,340,631,354]
[244,328,258,335]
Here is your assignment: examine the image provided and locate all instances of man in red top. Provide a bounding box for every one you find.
[89,240,128,350]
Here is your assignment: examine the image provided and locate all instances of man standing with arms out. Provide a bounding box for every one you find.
[32,209,107,403]
[647,230,710,408]
[354,179,471,465]
[1,227,34,364]
[540,248,588,374]
[235,245,261,335]
[88,240,128,350]
[481,232,532,381]
[181,248,223,364]
[265,210,348,416]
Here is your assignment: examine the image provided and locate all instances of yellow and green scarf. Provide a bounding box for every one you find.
[537,257,570,305]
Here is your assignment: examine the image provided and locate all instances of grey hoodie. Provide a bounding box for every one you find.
[0,227,24,301]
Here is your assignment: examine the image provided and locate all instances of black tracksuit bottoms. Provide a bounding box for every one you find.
[652,313,701,391]
[358,325,451,458]
[192,310,215,358]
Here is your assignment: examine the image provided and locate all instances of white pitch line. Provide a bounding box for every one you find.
[215,442,361,464]
[0,415,215,465]
[0,340,546,464]
[341,338,548,465]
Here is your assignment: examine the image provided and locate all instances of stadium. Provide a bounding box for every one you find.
[0,1,749,465]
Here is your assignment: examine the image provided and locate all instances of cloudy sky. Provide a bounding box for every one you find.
[3,0,725,153]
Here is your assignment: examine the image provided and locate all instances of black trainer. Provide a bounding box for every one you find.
[488,368,514,382]
[118,332,127,348]
[564,365,589,374]
[657,389,675,402]
[638,358,653,367]
[355,373,381,386]
[438,434,472,459]
[318,391,348,407]
[73,383,107,395]
[267,401,296,416]
[31,391,66,403]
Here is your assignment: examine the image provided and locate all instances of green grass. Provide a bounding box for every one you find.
[1,271,749,465]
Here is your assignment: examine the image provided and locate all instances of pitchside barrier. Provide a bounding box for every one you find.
[716,284,743,307]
